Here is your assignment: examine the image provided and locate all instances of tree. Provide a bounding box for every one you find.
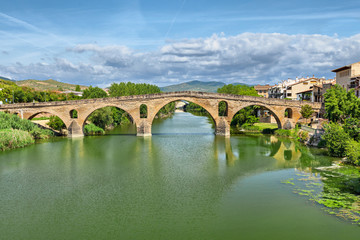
[47,116,66,131]
[300,104,314,124]
[82,86,107,99]
[323,84,360,123]
[75,85,81,92]
[88,107,114,130]
[322,123,350,157]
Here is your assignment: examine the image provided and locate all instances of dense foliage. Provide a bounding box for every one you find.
[0,112,53,151]
[0,129,35,151]
[322,86,360,165]
[47,116,66,131]
[324,85,360,123]
[217,84,259,96]
[0,79,80,104]
[108,82,161,96]
[0,111,53,139]
[82,86,107,99]
[84,124,105,135]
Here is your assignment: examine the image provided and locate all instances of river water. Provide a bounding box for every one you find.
[0,112,359,240]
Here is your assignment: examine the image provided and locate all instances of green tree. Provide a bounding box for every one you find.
[47,115,66,131]
[345,139,360,165]
[82,86,107,99]
[75,85,81,92]
[300,104,314,124]
[88,107,114,130]
[343,118,360,141]
[322,122,350,157]
[324,85,360,122]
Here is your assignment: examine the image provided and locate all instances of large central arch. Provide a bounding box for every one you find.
[148,97,218,125]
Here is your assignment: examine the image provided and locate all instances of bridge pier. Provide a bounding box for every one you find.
[215,117,230,137]
[136,119,152,137]
[68,120,84,137]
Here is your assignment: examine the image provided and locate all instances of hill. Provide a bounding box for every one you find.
[16,79,87,91]
[0,76,15,82]
[160,80,226,92]
[160,80,250,93]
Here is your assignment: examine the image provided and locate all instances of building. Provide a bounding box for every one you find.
[62,90,83,97]
[332,61,360,97]
[268,77,335,102]
[254,85,272,98]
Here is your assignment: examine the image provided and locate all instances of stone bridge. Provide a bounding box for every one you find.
[0,91,322,137]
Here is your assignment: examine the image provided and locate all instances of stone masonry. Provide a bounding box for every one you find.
[0,91,322,137]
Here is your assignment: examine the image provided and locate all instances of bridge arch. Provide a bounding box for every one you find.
[147,98,218,135]
[149,98,217,124]
[81,105,137,135]
[27,111,68,129]
[229,104,284,129]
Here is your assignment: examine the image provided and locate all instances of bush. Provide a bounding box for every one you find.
[298,131,309,143]
[0,129,34,151]
[242,123,260,132]
[322,123,350,157]
[274,129,292,137]
[84,124,105,135]
[0,112,53,139]
[345,139,360,166]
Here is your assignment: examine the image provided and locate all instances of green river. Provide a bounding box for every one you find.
[0,111,359,239]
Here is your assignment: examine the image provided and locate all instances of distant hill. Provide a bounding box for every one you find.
[160,80,226,92]
[16,79,88,91]
[160,80,250,93]
[0,76,14,82]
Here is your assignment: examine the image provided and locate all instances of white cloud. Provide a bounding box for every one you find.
[1,33,360,86]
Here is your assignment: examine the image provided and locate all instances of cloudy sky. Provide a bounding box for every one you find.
[1,0,360,87]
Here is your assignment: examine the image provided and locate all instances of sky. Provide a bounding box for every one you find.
[1,0,360,87]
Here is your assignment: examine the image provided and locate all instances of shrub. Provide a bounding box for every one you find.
[0,112,53,139]
[0,129,34,151]
[274,129,292,137]
[322,123,350,157]
[84,124,105,135]
[242,123,260,132]
[298,131,309,143]
[345,139,360,166]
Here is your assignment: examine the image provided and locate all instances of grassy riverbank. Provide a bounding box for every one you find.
[0,112,54,151]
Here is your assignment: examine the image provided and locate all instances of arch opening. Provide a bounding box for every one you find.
[218,101,228,117]
[150,99,216,135]
[70,109,78,119]
[83,106,136,136]
[231,105,282,132]
[140,104,148,118]
[28,112,67,134]
[285,108,293,119]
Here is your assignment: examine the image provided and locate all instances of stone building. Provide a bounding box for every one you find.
[332,61,360,98]
[254,85,272,98]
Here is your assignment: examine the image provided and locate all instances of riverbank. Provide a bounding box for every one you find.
[0,112,54,151]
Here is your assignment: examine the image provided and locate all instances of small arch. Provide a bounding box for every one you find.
[140,104,148,118]
[70,109,78,119]
[218,101,228,117]
[285,108,293,119]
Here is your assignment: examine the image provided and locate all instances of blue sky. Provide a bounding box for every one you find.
[1,0,360,86]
